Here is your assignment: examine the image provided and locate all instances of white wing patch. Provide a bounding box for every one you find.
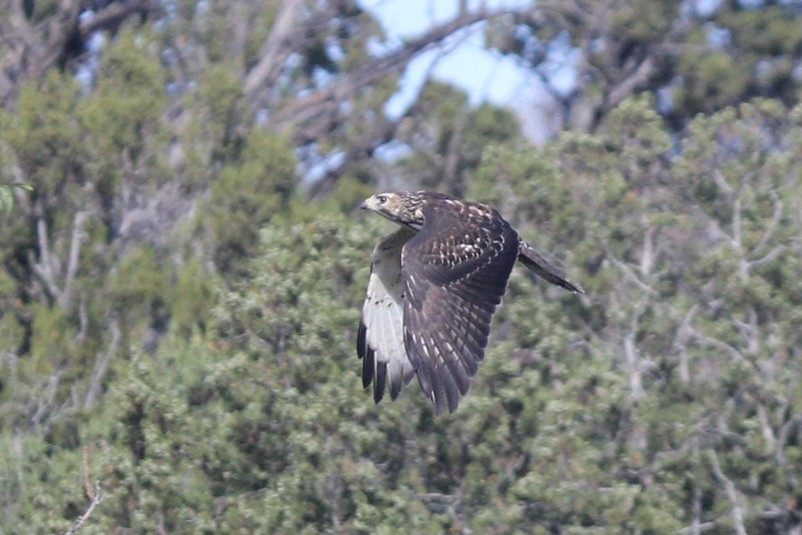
[360,227,416,400]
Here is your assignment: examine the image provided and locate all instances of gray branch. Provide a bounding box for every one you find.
[706,448,748,535]
[84,317,121,409]
[64,482,103,535]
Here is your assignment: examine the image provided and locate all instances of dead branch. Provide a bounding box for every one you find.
[30,371,62,428]
[84,317,121,409]
[30,207,89,311]
[65,481,102,535]
[267,6,519,139]
[672,304,698,384]
[688,327,745,364]
[32,212,60,301]
[79,0,159,36]
[0,0,160,103]
[606,251,658,295]
[746,245,786,273]
[243,0,304,100]
[623,331,645,401]
[776,414,802,489]
[61,211,88,311]
[82,447,93,500]
[63,446,103,534]
[706,448,748,535]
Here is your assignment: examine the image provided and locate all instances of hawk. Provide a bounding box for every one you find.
[357,191,583,414]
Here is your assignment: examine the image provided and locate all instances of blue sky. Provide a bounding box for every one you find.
[360,0,532,115]
[359,0,580,141]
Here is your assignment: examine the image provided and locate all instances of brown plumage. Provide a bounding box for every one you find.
[357,191,583,414]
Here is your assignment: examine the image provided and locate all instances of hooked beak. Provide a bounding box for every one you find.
[360,195,374,210]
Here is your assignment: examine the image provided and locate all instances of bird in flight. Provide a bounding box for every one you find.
[357,191,583,414]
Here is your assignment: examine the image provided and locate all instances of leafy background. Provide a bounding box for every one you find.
[0,1,801,533]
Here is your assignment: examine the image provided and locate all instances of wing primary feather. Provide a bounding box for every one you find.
[361,345,375,389]
[433,329,472,395]
[356,321,367,360]
[418,334,458,415]
[389,375,404,400]
[406,334,441,413]
[374,360,388,403]
[359,227,415,404]
[428,335,462,414]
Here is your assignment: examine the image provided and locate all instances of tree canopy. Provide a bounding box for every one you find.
[0,1,801,533]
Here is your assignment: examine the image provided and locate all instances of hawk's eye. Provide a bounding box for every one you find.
[377,195,388,205]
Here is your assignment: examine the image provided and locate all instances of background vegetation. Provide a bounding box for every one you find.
[0,1,801,533]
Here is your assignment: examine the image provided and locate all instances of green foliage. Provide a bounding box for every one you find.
[395,81,521,194]
[81,29,166,155]
[169,258,217,337]
[672,4,802,122]
[204,129,297,274]
[106,245,166,316]
[2,3,802,534]
[3,96,802,532]
[2,72,84,199]
[0,183,32,216]
[190,63,247,161]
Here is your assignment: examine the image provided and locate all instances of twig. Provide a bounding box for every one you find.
[623,331,645,401]
[746,245,786,273]
[84,317,121,409]
[688,328,745,363]
[750,190,783,257]
[60,211,88,310]
[706,448,748,535]
[606,252,657,295]
[82,447,93,501]
[64,481,102,535]
[66,447,102,535]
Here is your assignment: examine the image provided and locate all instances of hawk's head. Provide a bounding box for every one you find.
[361,191,427,230]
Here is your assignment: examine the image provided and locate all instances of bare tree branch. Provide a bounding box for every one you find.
[79,0,159,36]
[65,481,103,535]
[706,448,748,535]
[688,326,746,364]
[60,211,88,311]
[746,245,786,273]
[640,225,655,277]
[755,402,776,453]
[30,371,62,428]
[0,0,160,103]
[672,304,698,384]
[623,331,645,402]
[268,6,518,140]
[244,0,304,102]
[606,251,658,295]
[32,212,60,300]
[776,414,802,489]
[84,316,121,409]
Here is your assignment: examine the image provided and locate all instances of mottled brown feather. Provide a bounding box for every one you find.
[400,200,519,414]
[358,191,582,414]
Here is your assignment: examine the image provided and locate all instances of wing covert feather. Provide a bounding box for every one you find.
[402,202,519,414]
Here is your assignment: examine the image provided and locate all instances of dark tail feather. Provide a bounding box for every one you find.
[518,239,585,294]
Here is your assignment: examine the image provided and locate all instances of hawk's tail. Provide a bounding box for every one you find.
[518,239,585,294]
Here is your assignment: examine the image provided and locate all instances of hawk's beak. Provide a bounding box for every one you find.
[360,196,373,210]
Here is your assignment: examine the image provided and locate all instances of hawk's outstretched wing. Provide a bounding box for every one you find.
[401,201,519,414]
[357,227,417,403]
